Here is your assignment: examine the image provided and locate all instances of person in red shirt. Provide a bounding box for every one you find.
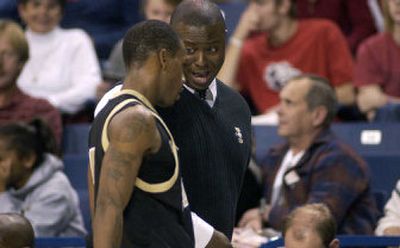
[218,0,355,116]
[296,0,377,54]
[0,20,62,145]
[354,0,400,121]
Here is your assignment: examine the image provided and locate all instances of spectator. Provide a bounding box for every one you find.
[99,0,181,96]
[238,74,379,235]
[98,0,182,100]
[0,20,62,145]
[0,213,34,248]
[61,0,140,60]
[0,119,86,237]
[295,0,376,53]
[141,0,182,23]
[354,0,400,121]
[375,179,400,236]
[17,0,101,115]
[218,0,355,117]
[1,0,140,60]
[283,203,340,248]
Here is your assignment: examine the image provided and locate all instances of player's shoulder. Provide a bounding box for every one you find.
[109,104,157,135]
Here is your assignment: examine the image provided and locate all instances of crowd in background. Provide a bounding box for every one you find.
[0,0,399,246]
[1,0,399,123]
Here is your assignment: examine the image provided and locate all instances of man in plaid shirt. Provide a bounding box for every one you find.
[238,74,379,235]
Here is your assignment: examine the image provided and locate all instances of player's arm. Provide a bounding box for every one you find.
[206,230,232,248]
[93,106,160,248]
[191,212,232,248]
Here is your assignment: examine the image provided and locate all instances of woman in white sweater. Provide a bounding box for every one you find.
[17,0,101,114]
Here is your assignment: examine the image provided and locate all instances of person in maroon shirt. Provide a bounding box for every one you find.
[0,20,62,145]
[296,0,377,54]
[354,0,400,121]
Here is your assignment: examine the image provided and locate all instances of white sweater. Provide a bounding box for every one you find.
[18,27,101,114]
[375,180,400,235]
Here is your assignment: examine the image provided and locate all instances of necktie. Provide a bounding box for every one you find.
[196,89,208,100]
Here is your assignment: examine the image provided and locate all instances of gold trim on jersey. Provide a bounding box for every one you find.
[100,90,179,193]
[112,89,157,113]
[89,147,96,185]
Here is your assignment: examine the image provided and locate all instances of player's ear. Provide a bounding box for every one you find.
[158,48,169,70]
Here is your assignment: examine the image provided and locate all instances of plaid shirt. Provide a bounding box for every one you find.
[260,129,379,234]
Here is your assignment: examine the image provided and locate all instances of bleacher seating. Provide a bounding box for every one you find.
[253,123,400,195]
[253,123,400,160]
[63,154,91,232]
[373,190,388,214]
[63,154,89,189]
[331,123,400,156]
[218,2,246,38]
[260,235,400,247]
[77,189,91,233]
[35,237,86,248]
[365,155,400,195]
[62,123,91,155]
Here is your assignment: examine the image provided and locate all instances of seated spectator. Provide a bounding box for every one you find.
[61,0,140,60]
[217,0,355,117]
[0,119,86,237]
[295,0,376,53]
[16,0,101,116]
[283,203,340,248]
[0,213,34,248]
[238,74,379,234]
[0,20,62,145]
[354,0,400,122]
[97,0,182,100]
[375,179,400,236]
